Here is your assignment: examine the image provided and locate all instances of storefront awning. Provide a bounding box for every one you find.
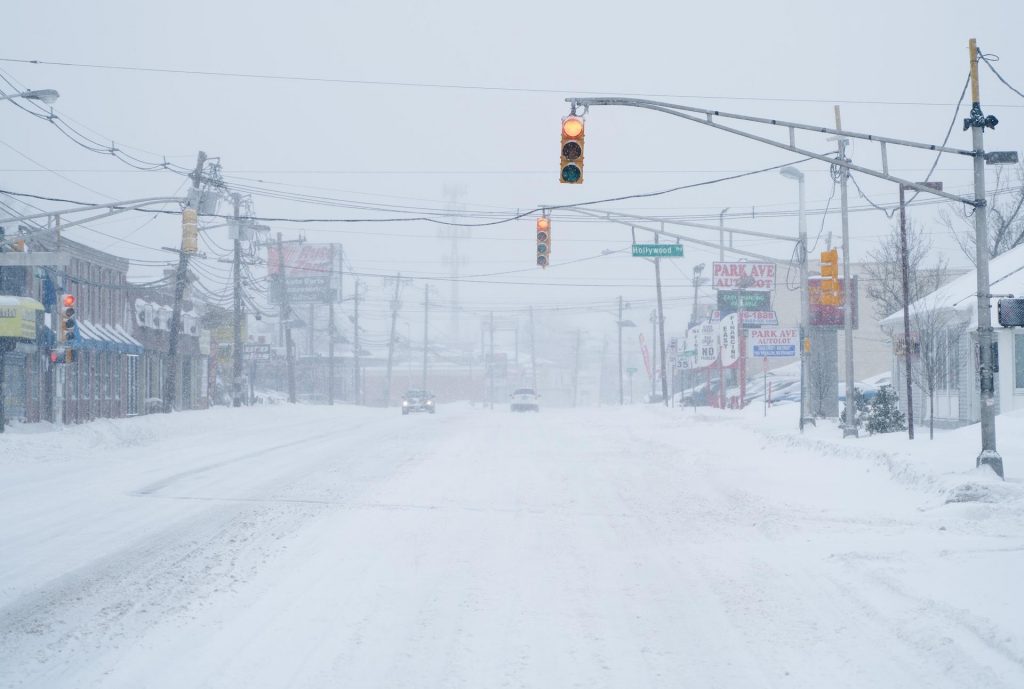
[0,296,44,340]
[76,319,144,355]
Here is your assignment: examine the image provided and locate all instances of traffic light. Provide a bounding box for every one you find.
[819,248,841,306]
[60,293,77,363]
[536,216,551,268]
[182,207,198,254]
[559,115,585,184]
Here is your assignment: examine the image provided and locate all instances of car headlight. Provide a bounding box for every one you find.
[402,400,408,406]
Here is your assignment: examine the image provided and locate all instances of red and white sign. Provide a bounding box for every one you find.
[712,261,776,291]
[748,327,800,358]
[720,313,741,367]
[739,310,779,327]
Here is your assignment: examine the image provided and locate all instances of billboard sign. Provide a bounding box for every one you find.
[749,327,800,358]
[717,290,771,316]
[712,261,776,290]
[267,243,337,304]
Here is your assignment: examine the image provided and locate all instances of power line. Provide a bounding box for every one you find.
[3,56,1023,108]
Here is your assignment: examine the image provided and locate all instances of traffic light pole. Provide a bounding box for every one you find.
[277,232,297,404]
[835,107,857,438]
[967,39,1003,478]
[618,296,624,405]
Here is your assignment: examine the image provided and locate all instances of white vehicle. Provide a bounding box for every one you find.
[510,388,540,412]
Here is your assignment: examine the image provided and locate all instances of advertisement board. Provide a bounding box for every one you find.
[749,327,800,358]
[738,310,778,327]
[712,261,776,290]
[717,290,771,316]
[267,243,337,304]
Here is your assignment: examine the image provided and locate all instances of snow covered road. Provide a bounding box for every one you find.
[2,403,1022,688]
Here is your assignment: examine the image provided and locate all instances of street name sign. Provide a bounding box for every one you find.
[632,244,683,258]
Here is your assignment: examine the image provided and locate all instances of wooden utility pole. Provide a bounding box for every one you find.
[385,273,402,406]
[327,244,338,406]
[163,150,206,413]
[232,193,244,408]
[421,285,429,392]
[277,232,297,403]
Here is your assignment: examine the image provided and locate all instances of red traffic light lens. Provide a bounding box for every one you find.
[62,294,76,308]
[536,217,550,232]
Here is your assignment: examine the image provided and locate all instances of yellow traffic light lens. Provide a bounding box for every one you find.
[562,117,584,139]
[537,231,549,243]
[562,141,582,161]
[536,217,550,232]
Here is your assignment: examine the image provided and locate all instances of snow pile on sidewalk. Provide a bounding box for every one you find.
[686,401,1024,507]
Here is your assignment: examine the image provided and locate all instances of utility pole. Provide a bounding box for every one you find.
[718,208,730,262]
[232,193,243,408]
[654,228,669,406]
[277,232,297,403]
[163,150,206,413]
[898,184,915,440]
[835,106,857,438]
[967,38,1003,478]
[572,328,582,407]
[618,296,624,405]
[327,244,337,405]
[488,310,495,409]
[353,279,361,405]
[650,310,657,401]
[529,305,537,389]
[385,272,402,406]
[421,285,429,392]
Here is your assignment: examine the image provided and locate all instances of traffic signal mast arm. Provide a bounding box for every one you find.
[565,97,974,206]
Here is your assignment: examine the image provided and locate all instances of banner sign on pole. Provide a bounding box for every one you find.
[720,313,741,367]
[748,327,800,358]
[712,261,776,290]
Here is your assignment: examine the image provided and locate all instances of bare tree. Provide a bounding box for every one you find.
[862,218,949,321]
[910,304,967,439]
[941,163,1024,264]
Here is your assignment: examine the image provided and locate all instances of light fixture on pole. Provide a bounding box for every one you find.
[780,166,814,432]
[0,89,60,105]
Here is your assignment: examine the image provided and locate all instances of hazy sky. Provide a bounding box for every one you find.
[2,0,1022,349]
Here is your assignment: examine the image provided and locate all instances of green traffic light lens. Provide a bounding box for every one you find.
[537,243,548,254]
[562,141,582,161]
[560,164,582,183]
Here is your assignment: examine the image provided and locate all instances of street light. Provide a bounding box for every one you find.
[0,89,60,105]
[780,166,813,432]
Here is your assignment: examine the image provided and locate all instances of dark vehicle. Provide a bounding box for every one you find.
[402,389,435,415]
[510,388,540,412]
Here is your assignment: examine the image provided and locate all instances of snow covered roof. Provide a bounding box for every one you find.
[880,242,1024,330]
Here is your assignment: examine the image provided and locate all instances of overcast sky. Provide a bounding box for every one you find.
[2,0,1022,350]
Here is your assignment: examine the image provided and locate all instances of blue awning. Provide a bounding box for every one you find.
[73,320,143,355]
